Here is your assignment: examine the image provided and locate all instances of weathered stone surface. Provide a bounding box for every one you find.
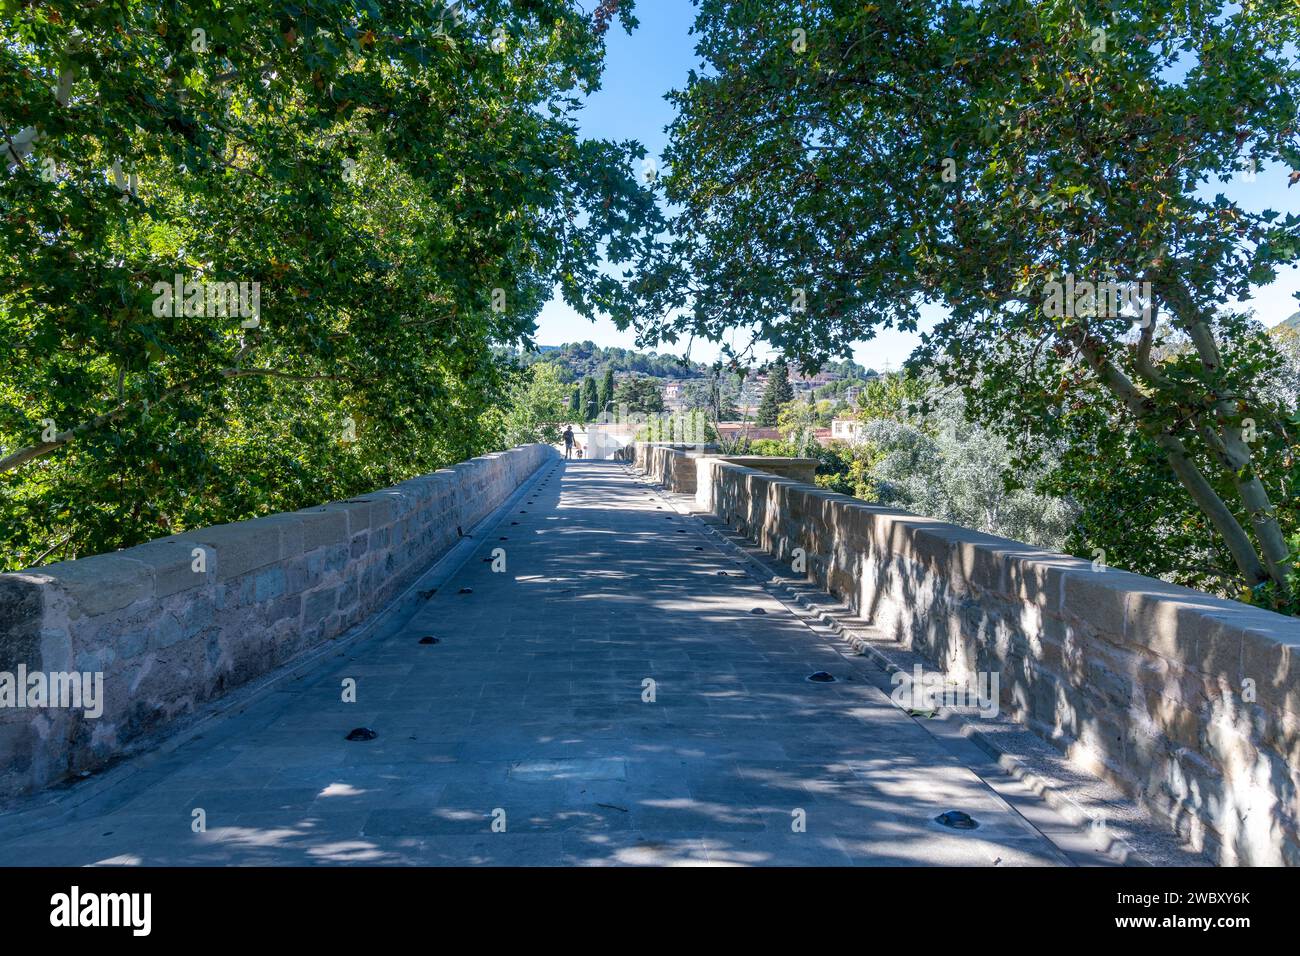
[716,455,817,484]
[129,539,207,599]
[0,443,554,797]
[37,552,154,617]
[0,460,1098,868]
[319,499,374,536]
[175,519,283,582]
[685,455,1300,867]
[636,442,816,498]
[292,507,350,551]
[0,575,44,673]
[302,585,338,622]
[1060,569,1133,644]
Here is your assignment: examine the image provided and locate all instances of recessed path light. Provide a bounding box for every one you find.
[935,811,979,830]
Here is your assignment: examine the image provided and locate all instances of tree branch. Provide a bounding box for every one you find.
[1068,327,1270,587]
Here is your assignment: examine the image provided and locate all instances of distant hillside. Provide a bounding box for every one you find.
[509,342,711,381]
[498,342,876,385]
[1282,311,1300,331]
[817,358,875,381]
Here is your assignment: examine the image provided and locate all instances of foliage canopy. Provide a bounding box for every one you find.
[629,0,1300,604]
[1,0,655,569]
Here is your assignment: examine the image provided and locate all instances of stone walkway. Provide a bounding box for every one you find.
[0,460,1099,866]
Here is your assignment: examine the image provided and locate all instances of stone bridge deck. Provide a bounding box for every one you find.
[0,460,1144,866]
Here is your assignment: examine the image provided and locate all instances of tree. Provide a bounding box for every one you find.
[631,0,1300,605]
[614,375,664,414]
[1265,323,1300,406]
[509,342,708,380]
[756,358,793,426]
[713,370,742,421]
[581,375,600,421]
[598,367,615,414]
[680,380,715,411]
[684,368,741,420]
[502,364,570,447]
[779,396,834,433]
[814,377,872,401]
[857,373,929,423]
[570,384,584,416]
[828,382,1075,550]
[0,0,655,570]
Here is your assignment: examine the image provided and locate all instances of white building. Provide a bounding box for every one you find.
[830,418,864,443]
[660,379,690,412]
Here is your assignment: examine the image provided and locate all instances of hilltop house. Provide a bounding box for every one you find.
[830,418,864,443]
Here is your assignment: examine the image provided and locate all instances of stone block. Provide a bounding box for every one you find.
[350,533,369,559]
[37,552,153,617]
[0,574,45,672]
[1124,585,1238,664]
[367,496,396,528]
[115,629,150,659]
[302,585,338,624]
[319,499,374,535]
[717,456,818,485]
[38,627,73,673]
[152,612,186,650]
[293,508,349,551]
[1004,553,1087,608]
[1144,688,1203,751]
[1059,569,1131,644]
[1189,612,1248,682]
[183,593,216,638]
[1235,615,1300,716]
[253,566,286,603]
[74,643,116,674]
[177,520,284,582]
[129,539,206,599]
[259,513,306,560]
[262,593,302,628]
[337,578,358,610]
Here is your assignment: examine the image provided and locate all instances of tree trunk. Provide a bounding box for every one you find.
[1070,330,1274,589]
[1158,274,1292,593]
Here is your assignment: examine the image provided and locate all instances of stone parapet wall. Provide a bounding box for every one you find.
[714,456,817,485]
[634,443,715,493]
[0,444,555,796]
[632,442,816,495]
[696,457,1300,866]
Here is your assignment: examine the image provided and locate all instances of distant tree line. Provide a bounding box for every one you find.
[500,341,710,381]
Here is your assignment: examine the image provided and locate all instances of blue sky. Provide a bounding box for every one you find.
[533,0,1300,369]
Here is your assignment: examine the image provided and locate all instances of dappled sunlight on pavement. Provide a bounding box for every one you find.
[0,460,1089,866]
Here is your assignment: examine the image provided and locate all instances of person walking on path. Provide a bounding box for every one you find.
[563,425,576,460]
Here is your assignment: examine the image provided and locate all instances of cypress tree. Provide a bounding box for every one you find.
[773,357,795,404]
[756,358,793,426]
[598,367,614,414]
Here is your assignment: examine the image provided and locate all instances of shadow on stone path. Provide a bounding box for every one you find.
[0,460,1088,866]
